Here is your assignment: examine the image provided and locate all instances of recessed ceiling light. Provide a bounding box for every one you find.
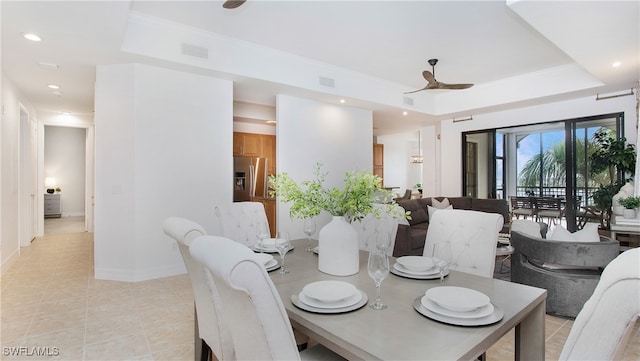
[48,84,60,89]
[612,61,621,68]
[340,99,346,104]
[266,120,276,124]
[23,33,42,42]
[403,111,408,116]
[38,62,59,70]
[61,112,71,115]
[51,91,63,96]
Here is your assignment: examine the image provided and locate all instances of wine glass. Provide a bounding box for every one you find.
[302,218,316,252]
[275,231,291,275]
[368,251,389,310]
[375,230,392,255]
[256,221,271,253]
[432,241,452,283]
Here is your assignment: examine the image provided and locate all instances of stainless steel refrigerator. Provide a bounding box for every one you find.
[233,156,269,202]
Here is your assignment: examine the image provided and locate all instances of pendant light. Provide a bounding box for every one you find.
[410,130,423,163]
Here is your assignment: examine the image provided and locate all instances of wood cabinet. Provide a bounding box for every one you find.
[44,193,61,218]
[258,198,276,237]
[373,143,384,185]
[262,134,276,175]
[233,132,262,156]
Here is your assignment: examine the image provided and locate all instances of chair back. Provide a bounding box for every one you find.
[352,203,405,255]
[161,217,234,361]
[189,236,301,361]
[214,202,270,246]
[559,248,640,360]
[423,209,503,278]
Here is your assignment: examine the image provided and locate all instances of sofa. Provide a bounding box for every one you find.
[392,196,509,257]
[510,227,619,318]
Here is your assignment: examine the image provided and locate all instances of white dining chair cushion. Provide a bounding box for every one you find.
[214,202,269,246]
[352,203,404,255]
[511,219,544,238]
[189,236,344,361]
[161,217,235,361]
[559,248,640,360]
[424,209,503,278]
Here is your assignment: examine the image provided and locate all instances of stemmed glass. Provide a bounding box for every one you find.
[368,250,390,310]
[256,221,270,253]
[302,218,316,252]
[275,231,291,275]
[375,231,392,255]
[433,241,452,283]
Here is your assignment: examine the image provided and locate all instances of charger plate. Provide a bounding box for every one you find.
[413,297,503,326]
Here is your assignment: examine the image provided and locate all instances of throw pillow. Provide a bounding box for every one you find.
[428,205,453,220]
[511,220,544,238]
[549,223,600,242]
[431,197,450,209]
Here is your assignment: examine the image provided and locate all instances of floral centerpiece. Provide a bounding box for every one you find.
[269,163,408,276]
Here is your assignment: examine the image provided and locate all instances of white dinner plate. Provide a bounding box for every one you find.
[390,265,449,280]
[413,297,503,326]
[302,280,358,303]
[425,286,490,312]
[421,296,495,319]
[393,262,440,276]
[265,259,280,272]
[298,290,363,309]
[252,253,274,265]
[291,290,368,314]
[396,256,435,272]
[251,244,294,253]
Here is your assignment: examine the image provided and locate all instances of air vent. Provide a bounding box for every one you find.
[181,43,209,59]
[403,96,414,106]
[319,76,335,88]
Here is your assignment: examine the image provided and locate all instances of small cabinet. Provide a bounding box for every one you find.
[373,144,384,185]
[44,193,62,218]
[233,132,262,156]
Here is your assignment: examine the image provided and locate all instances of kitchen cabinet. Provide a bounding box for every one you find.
[258,198,276,237]
[262,134,276,175]
[373,143,384,185]
[44,193,62,218]
[233,132,262,156]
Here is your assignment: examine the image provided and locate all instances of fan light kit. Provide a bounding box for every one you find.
[405,59,473,94]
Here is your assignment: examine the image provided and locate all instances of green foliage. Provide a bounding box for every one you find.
[269,163,409,222]
[618,196,640,209]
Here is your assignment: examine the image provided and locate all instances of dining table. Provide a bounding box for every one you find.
[268,239,547,361]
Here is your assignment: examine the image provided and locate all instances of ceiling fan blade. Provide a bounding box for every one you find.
[404,85,430,94]
[437,82,474,90]
[223,0,246,9]
[422,70,436,84]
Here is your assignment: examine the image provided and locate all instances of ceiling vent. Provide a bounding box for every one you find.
[181,43,209,59]
[403,96,414,106]
[318,76,335,88]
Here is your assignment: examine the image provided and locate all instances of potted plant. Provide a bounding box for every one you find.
[414,183,423,195]
[618,196,640,219]
[269,163,408,276]
[589,129,636,228]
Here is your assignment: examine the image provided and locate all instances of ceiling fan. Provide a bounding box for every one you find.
[405,59,473,93]
[223,0,246,9]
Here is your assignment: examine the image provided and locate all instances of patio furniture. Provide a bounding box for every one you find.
[534,197,563,225]
[510,196,535,220]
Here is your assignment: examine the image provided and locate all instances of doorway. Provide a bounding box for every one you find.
[19,105,37,246]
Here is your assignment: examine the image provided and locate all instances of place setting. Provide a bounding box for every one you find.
[413,286,504,326]
[291,280,368,314]
[391,255,450,280]
[251,252,280,272]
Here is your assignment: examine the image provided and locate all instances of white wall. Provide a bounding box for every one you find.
[1,74,37,273]
[438,94,637,197]
[44,126,86,216]
[275,94,373,238]
[94,63,233,281]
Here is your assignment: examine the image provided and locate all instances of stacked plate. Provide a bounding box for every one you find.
[414,286,503,326]
[252,238,292,253]
[252,253,280,272]
[291,280,367,314]
[391,256,447,279]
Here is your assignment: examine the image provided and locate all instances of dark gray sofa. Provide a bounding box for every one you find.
[510,230,619,318]
[392,196,509,257]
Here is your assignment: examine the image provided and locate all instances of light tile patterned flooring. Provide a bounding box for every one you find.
[1,218,638,360]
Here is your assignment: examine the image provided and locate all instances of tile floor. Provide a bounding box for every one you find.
[1,218,638,360]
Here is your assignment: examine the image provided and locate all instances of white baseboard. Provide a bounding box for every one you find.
[62,212,85,218]
[94,262,187,282]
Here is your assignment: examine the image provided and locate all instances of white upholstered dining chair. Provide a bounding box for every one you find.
[352,203,406,256]
[423,209,504,278]
[559,247,640,361]
[189,235,344,361]
[161,217,234,361]
[213,201,270,247]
